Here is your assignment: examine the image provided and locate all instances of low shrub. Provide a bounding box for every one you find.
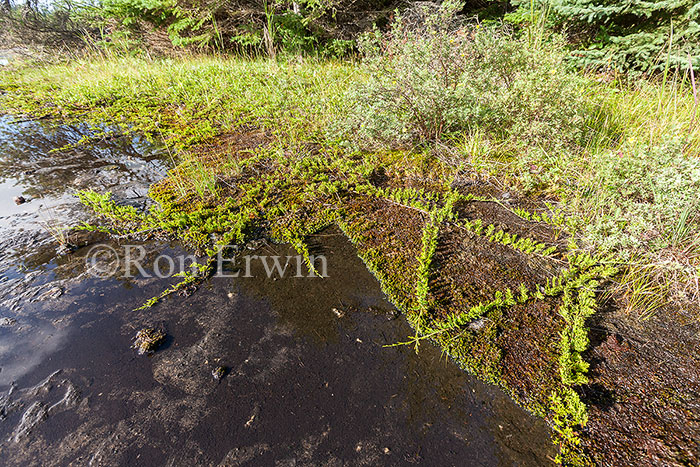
[571,138,700,256]
[336,0,591,152]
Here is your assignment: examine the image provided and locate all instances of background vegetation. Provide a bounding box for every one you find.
[3,0,699,73]
[508,0,700,73]
[3,0,697,320]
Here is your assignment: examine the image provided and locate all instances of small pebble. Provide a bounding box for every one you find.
[212,366,226,381]
[332,307,345,318]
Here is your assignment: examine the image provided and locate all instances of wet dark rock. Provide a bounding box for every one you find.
[132,328,166,355]
[212,366,226,381]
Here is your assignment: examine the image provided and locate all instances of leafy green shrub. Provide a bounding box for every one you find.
[336,0,590,151]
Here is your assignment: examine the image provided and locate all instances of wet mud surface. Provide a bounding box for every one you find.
[0,115,168,384]
[582,307,700,466]
[0,118,556,465]
[0,234,551,465]
[0,235,556,466]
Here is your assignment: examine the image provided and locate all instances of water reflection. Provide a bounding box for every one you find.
[0,115,169,385]
[0,115,167,222]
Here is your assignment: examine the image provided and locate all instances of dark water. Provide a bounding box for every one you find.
[0,115,169,384]
[0,117,555,465]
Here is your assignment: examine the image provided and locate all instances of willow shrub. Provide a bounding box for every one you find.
[335,0,592,153]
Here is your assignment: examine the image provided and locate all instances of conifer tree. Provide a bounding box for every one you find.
[512,0,700,73]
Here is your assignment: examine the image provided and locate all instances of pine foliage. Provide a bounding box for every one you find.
[512,0,700,72]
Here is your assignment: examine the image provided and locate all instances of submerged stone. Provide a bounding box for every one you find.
[132,328,166,355]
[212,366,226,381]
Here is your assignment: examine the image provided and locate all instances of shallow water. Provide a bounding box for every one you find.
[0,117,555,465]
[0,116,165,227]
[0,115,168,383]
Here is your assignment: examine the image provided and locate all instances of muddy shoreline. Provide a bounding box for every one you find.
[0,117,555,465]
[1,114,699,465]
[0,234,556,466]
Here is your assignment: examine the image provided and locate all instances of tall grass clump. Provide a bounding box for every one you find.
[335,0,591,153]
[568,138,700,306]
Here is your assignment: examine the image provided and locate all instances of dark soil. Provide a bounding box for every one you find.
[0,234,556,466]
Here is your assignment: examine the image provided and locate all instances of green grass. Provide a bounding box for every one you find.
[0,55,358,149]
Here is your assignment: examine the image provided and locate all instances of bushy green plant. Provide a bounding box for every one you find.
[336,1,590,152]
[573,137,700,255]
